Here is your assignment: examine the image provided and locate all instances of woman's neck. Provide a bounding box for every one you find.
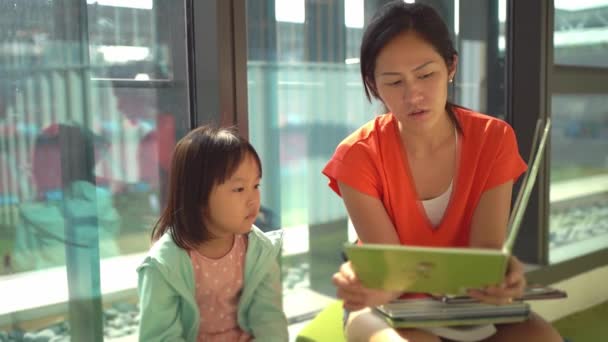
[399,113,455,158]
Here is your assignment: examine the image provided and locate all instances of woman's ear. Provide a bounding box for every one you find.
[448,55,458,82]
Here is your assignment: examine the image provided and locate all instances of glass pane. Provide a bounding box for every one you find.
[0,0,189,340]
[549,94,608,263]
[246,0,507,321]
[554,0,608,67]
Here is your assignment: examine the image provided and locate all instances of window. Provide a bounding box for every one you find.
[549,1,608,263]
[554,0,608,68]
[0,0,189,339]
[549,94,608,263]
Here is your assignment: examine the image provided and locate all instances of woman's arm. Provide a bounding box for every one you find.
[338,181,401,244]
[468,180,513,249]
[467,180,526,304]
[333,182,403,311]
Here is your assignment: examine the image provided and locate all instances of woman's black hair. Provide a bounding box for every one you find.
[360,1,462,132]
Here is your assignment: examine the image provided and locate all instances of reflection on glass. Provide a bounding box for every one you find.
[554,0,608,67]
[0,0,188,340]
[550,94,608,263]
[246,0,507,320]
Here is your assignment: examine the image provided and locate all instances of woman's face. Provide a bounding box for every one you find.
[374,31,456,131]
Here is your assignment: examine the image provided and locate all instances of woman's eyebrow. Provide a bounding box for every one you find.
[376,61,435,76]
[412,61,434,71]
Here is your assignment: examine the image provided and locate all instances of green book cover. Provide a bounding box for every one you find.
[344,244,508,295]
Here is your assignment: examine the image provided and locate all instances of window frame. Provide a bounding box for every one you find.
[506,0,608,282]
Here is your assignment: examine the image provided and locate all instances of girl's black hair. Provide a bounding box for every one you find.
[151,125,262,248]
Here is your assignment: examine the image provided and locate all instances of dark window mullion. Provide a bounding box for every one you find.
[506,0,553,265]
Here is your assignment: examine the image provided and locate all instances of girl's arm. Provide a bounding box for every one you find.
[137,266,187,342]
[247,259,289,342]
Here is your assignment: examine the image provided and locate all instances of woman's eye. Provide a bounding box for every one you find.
[388,80,402,86]
[254,184,261,190]
[419,72,434,79]
[233,187,245,193]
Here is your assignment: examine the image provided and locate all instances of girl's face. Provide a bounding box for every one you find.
[204,154,261,238]
[374,31,456,131]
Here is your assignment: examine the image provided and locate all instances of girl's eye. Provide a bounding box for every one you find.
[386,80,402,86]
[418,72,434,79]
[233,187,245,193]
[254,184,261,189]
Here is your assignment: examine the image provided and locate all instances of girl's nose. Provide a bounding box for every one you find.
[248,191,260,206]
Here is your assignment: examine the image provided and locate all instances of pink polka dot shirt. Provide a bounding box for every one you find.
[190,234,249,342]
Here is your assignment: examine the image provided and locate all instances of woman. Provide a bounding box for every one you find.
[322,2,562,341]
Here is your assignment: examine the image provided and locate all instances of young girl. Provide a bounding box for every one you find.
[137,125,288,342]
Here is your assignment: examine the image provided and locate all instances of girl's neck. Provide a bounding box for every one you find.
[399,113,455,158]
[195,234,236,259]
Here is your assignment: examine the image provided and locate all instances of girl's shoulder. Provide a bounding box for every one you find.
[140,232,190,271]
[248,226,282,250]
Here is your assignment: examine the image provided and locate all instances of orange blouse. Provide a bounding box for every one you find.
[322,107,527,247]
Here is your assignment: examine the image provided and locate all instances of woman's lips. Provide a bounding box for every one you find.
[409,109,428,117]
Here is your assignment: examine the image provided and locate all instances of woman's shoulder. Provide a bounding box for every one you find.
[334,114,394,156]
[455,106,514,140]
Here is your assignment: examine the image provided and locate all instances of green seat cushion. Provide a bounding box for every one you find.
[296,301,346,342]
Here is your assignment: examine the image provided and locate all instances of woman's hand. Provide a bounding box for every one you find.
[332,261,402,311]
[466,255,526,305]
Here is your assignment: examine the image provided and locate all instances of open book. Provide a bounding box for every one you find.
[344,118,552,295]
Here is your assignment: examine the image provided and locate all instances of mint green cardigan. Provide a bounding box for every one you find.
[137,226,288,341]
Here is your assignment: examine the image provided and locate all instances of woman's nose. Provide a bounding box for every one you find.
[402,83,423,104]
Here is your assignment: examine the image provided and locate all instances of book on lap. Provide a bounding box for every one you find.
[371,285,564,340]
[437,284,567,304]
[375,298,530,324]
[374,297,530,341]
[344,118,552,295]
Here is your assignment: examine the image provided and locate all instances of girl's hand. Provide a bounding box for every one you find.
[332,261,402,311]
[467,255,526,305]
